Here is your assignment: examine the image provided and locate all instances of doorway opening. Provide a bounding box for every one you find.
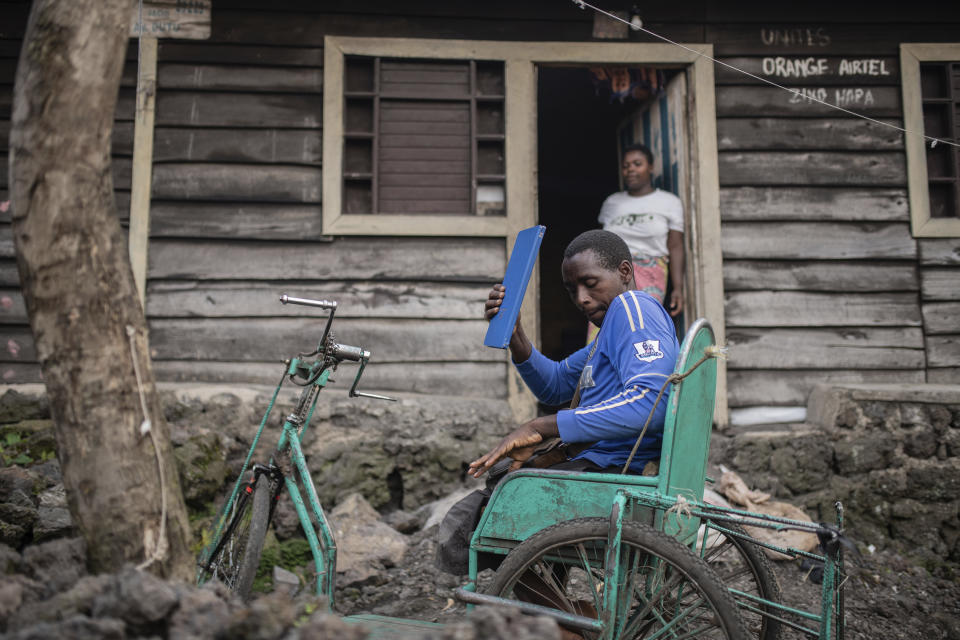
[536,64,688,363]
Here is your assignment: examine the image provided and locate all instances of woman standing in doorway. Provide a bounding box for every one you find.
[598,143,685,318]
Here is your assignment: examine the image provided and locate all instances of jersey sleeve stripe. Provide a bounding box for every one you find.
[575,383,636,409]
[627,290,645,330]
[618,293,636,332]
[574,387,650,415]
[624,371,671,385]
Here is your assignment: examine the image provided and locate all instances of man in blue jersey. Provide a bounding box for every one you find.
[436,230,679,579]
[468,228,679,479]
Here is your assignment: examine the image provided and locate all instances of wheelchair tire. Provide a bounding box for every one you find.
[487,517,750,640]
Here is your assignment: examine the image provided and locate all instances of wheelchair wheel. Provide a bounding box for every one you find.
[487,517,750,640]
[701,519,782,640]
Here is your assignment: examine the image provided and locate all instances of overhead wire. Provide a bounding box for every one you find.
[573,0,960,149]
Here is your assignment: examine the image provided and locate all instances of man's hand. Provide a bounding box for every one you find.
[484,283,532,363]
[484,284,512,322]
[468,424,542,478]
[468,415,559,478]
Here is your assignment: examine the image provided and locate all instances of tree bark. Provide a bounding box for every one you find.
[9,0,192,579]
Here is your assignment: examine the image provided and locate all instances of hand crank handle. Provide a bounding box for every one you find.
[348,354,397,402]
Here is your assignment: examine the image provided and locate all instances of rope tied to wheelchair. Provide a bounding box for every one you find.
[664,490,699,534]
[620,344,728,475]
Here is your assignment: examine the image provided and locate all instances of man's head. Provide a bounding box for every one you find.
[562,230,635,327]
[621,143,654,194]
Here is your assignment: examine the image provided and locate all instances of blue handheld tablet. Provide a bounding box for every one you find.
[484,225,546,349]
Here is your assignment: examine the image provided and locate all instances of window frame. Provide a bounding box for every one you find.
[900,43,960,237]
[340,56,506,217]
[323,38,518,237]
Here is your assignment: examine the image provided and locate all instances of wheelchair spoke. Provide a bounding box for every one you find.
[575,542,604,614]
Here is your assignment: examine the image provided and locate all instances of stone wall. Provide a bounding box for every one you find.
[714,384,960,568]
[0,383,512,551]
[158,383,512,511]
[7,380,959,570]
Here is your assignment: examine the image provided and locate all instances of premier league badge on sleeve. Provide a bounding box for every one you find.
[578,365,596,389]
[634,340,664,363]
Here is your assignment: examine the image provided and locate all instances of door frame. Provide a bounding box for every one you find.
[522,43,726,426]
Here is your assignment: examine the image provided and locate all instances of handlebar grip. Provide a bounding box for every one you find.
[330,343,369,362]
[280,294,337,310]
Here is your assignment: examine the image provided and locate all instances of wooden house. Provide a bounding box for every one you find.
[1,0,959,427]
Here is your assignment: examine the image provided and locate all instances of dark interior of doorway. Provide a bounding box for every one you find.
[536,66,637,362]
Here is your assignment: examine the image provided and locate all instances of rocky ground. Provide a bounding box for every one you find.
[2,387,959,638]
[773,546,960,640]
[2,471,960,639]
[331,509,960,640]
[0,537,563,639]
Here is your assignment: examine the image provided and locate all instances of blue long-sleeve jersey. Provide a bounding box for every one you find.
[515,290,679,473]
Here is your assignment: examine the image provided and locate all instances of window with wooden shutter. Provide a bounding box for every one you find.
[919,62,959,219]
[901,44,960,236]
[341,56,505,217]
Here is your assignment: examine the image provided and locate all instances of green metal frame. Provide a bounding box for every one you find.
[274,369,338,600]
[695,501,846,639]
[198,308,846,639]
[197,356,339,605]
[463,318,846,639]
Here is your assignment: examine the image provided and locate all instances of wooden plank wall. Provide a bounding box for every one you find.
[143,10,520,396]
[920,239,960,384]
[1,0,959,404]
[0,3,32,382]
[711,15,960,406]
[0,0,514,395]
[0,1,136,384]
[0,0,717,396]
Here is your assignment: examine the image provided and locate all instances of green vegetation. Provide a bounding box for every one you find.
[1,432,32,465]
[294,600,320,627]
[251,534,312,593]
[0,428,57,466]
[188,502,219,555]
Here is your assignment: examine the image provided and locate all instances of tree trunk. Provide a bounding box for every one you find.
[8,0,192,580]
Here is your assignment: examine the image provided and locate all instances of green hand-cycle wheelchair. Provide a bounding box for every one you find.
[198,295,848,640]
